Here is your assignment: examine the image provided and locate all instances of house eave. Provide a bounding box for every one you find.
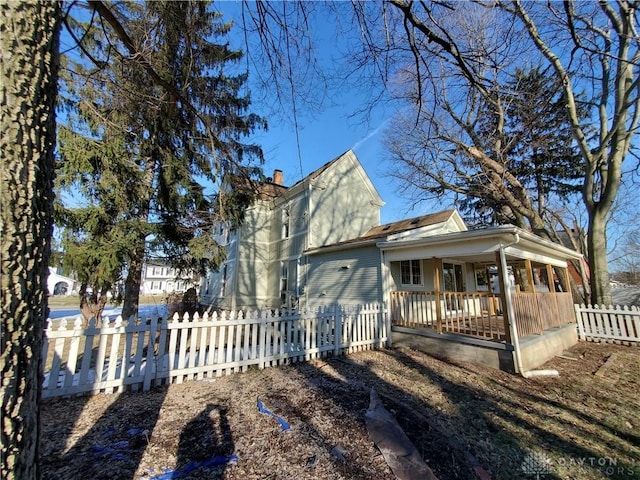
[377,226,584,262]
[305,238,379,256]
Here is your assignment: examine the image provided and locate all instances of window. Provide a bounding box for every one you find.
[282,209,290,238]
[280,262,288,302]
[221,264,228,296]
[400,260,422,285]
[443,263,465,292]
[475,267,488,291]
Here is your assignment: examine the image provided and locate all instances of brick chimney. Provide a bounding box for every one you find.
[273,169,284,186]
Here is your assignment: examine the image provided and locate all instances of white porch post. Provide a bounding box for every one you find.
[496,247,524,373]
[433,257,443,334]
[380,250,393,347]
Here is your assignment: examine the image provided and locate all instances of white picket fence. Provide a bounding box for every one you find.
[575,304,640,344]
[41,303,389,398]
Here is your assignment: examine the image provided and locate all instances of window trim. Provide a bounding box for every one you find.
[281,208,290,239]
[442,261,466,292]
[400,259,423,286]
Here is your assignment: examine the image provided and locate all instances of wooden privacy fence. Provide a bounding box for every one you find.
[42,303,388,399]
[574,304,640,344]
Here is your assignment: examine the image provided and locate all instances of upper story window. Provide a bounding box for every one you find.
[400,260,422,285]
[282,208,290,238]
[221,264,228,296]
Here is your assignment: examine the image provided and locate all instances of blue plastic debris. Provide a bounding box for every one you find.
[91,440,134,460]
[145,455,238,480]
[257,398,291,431]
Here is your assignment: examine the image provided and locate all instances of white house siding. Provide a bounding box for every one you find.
[199,226,237,306]
[306,245,382,306]
[234,204,272,309]
[199,150,384,311]
[200,256,236,307]
[389,258,435,292]
[309,153,381,248]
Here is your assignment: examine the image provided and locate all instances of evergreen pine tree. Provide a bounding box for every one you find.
[57,1,266,320]
[459,67,584,228]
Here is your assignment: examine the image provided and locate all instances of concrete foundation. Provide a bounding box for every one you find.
[392,326,516,372]
[518,323,578,372]
[391,323,578,373]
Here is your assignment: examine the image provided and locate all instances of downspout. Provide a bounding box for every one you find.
[379,249,392,348]
[498,233,524,375]
[231,226,240,311]
[307,183,313,249]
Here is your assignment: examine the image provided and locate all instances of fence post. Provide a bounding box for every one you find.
[259,308,267,369]
[632,306,640,340]
[333,303,342,357]
[383,301,392,347]
[143,316,158,391]
[64,318,83,388]
[575,304,585,340]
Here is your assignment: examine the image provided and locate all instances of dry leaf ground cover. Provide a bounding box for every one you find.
[40,341,639,480]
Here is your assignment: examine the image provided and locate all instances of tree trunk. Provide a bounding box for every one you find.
[122,236,145,321]
[587,210,612,305]
[0,2,60,479]
[78,284,108,325]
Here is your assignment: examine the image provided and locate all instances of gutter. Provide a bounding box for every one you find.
[377,225,583,261]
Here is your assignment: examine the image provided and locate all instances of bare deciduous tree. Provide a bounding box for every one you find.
[367,1,639,305]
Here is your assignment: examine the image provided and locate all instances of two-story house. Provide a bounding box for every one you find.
[201,149,586,372]
[142,262,198,296]
[200,150,384,309]
[200,148,582,319]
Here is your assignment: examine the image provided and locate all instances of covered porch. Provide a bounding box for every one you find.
[379,226,583,373]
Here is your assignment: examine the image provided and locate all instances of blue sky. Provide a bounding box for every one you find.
[216,2,427,226]
[250,102,411,225]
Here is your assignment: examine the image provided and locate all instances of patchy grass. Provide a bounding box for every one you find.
[47,294,165,308]
[40,341,639,479]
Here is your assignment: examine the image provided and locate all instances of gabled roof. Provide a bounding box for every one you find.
[305,209,462,254]
[257,150,384,207]
[365,209,461,238]
[288,151,345,189]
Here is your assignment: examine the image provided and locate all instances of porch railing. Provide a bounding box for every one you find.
[511,292,575,337]
[390,291,505,340]
[391,290,576,343]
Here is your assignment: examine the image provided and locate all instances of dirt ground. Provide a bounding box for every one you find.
[40,341,639,480]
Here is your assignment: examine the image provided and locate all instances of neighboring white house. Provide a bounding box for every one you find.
[142,263,198,296]
[47,267,79,296]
